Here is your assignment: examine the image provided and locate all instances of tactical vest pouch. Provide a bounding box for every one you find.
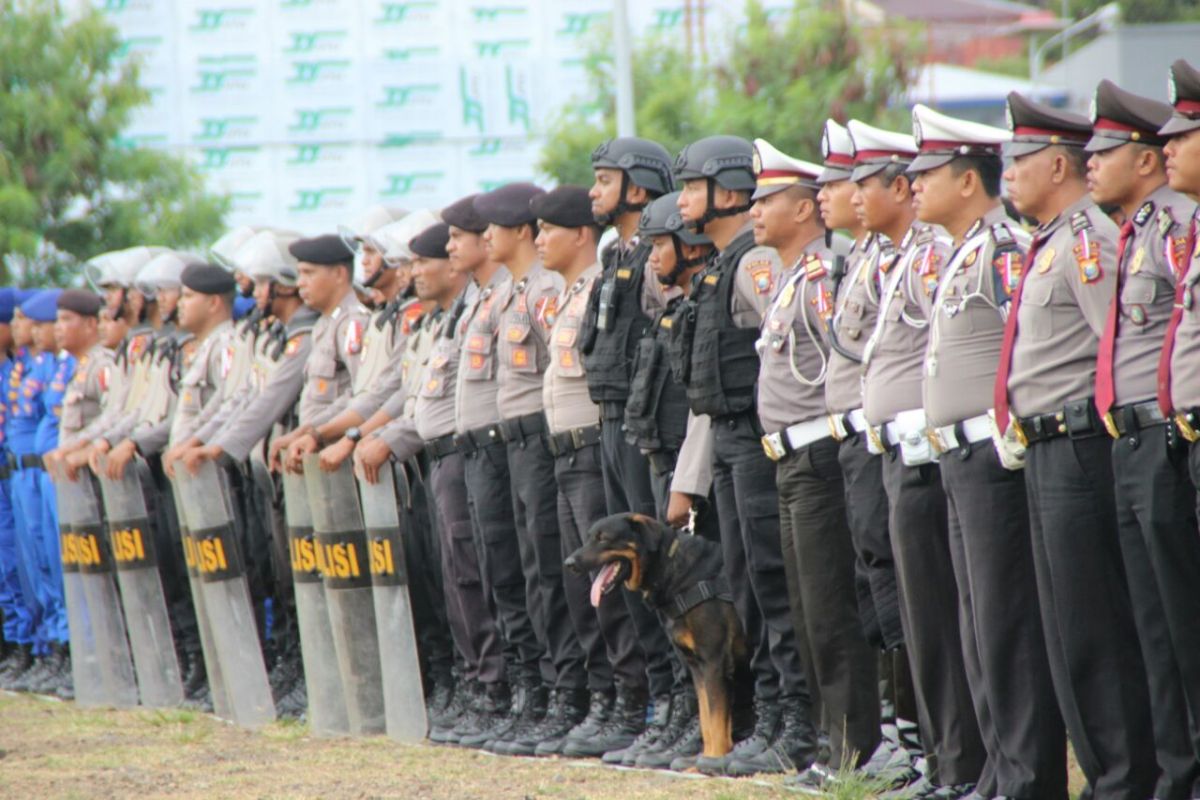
[667,302,696,385]
[578,281,601,356]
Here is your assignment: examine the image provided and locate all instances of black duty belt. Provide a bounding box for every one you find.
[546,424,602,457]
[0,454,10,480]
[599,401,626,421]
[646,449,678,477]
[1103,401,1166,438]
[13,453,43,471]
[454,423,505,455]
[423,433,459,462]
[498,412,547,444]
[1013,397,1103,447]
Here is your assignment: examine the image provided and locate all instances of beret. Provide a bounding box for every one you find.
[0,288,15,323]
[441,194,489,233]
[20,289,63,323]
[530,186,594,228]
[288,233,355,267]
[57,289,103,317]
[409,222,451,259]
[13,289,38,306]
[181,263,237,295]
[473,182,545,227]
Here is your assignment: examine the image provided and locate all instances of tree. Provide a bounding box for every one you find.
[0,0,228,286]
[538,0,921,186]
[1061,0,1200,23]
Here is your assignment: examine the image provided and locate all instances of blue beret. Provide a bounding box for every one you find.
[20,289,64,323]
[13,289,38,306]
[0,288,14,323]
[233,295,257,321]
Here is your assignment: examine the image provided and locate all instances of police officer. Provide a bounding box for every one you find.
[907,104,1067,800]
[617,190,716,770]
[850,118,986,798]
[816,122,919,764]
[747,138,881,781]
[0,289,32,681]
[535,185,653,760]
[365,222,507,745]
[473,183,602,757]
[672,134,814,776]
[996,92,1156,798]
[585,139,679,713]
[1085,80,1200,799]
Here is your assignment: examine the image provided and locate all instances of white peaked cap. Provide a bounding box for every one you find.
[847,119,917,182]
[818,120,856,184]
[751,138,823,199]
[908,104,1009,174]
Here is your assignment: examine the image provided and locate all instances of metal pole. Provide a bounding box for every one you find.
[613,0,636,137]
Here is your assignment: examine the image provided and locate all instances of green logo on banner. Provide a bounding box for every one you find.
[505,66,529,132]
[384,45,440,61]
[459,68,484,132]
[287,59,351,84]
[196,115,258,141]
[381,132,443,147]
[288,107,353,133]
[377,84,439,108]
[288,187,354,212]
[382,172,444,196]
[191,55,257,93]
[475,39,530,57]
[557,12,608,37]
[376,1,437,23]
[189,7,255,32]
[198,146,260,169]
[284,30,348,53]
[114,35,163,59]
[472,6,526,22]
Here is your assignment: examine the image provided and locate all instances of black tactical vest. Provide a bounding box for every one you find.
[624,298,691,453]
[581,240,654,412]
[680,229,760,418]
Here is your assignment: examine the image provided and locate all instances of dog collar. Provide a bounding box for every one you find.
[657,576,732,619]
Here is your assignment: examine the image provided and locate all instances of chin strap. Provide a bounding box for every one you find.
[595,171,649,226]
[691,178,751,233]
[657,240,709,286]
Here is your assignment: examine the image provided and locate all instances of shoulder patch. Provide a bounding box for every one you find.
[1069,210,1093,235]
[747,259,774,295]
[285,336,303,357]
[803,254,827,281]
[345,319,364,356]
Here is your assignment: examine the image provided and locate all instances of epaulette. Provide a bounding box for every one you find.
[1157,206,1178,239]
[803,253,828,281]
[1069,210,1093,235]
[963,217,985,241]
[991,222,1018,251]
[899,226,918,251]
[1133,200,1155,227]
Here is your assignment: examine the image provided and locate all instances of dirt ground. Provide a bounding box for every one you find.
[0,691,793,800]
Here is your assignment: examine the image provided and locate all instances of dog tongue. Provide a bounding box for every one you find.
[590,562,620,608]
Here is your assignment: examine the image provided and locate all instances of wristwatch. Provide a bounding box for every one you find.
[345,427,363,443]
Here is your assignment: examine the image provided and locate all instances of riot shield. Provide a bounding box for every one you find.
[303,456,385,736]
[95,455,183,708]
[359,462,428,742]
[51,464,137,708]
[175,461,275,728]
[167,474,231,719]
[281,469,349,736]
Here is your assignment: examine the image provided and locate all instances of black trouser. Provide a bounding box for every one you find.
[463,440,544,687]
[554,441,643,693]
[226,462,275,645]
[777,435,880,769]
[507,430,588,691]
[599,416,678,697]
[1113,425,1200,800]
[880,453,985,786]
[145,457,200,659]
[395,456,454,689]
[427,451,504,686]
[836,436,903,652]
[941,441,1067,799]
[711,412,807,705]
[1024,435,1156,800]
[245,459,298,655]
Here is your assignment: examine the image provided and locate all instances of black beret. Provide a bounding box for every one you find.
[473,182,545,227]
[441,194,489,233]
[530,185,594,228]
[288,233,354,266]
[56,289,103,317]
[1160,59,1200,137]
[181,263,237,295]
[409,222,451,259]
[1086,80,1172,152]
[1004,92,1092,157]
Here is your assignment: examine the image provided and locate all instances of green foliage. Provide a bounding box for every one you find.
[1064,0,1200,23]
[0,0,227,286]
[538,0,921,186]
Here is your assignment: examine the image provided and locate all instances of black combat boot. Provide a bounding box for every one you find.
[637,689,698,768]
[509,687,587,756]
[696,697,781,775]
[0,643,33,689]
[31,642,68,694]
[563,685,646,758]
[539,689,611,757]
[486,680,548,754]
[603,692,671,765]
[458,681,512,748]
[723,700,817,776]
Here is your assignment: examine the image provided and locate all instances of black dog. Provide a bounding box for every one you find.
[564,512,751,759]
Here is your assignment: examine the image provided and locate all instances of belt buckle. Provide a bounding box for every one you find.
[761,433,784,461]
[828,415,846,442]
[926,427,947,455]
[1011,418,1029,448]
[569,427,585,450]
[1101,411,1120,440]
[1176,412,1200,443]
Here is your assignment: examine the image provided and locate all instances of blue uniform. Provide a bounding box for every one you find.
[0,349,34,647]
[9,348,56,654]
[34,352,75,646]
